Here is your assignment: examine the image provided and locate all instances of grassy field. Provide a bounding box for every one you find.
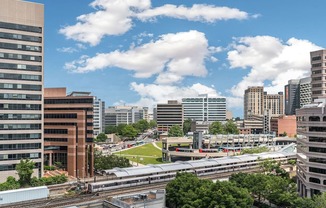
[114,143,164,165]
[156,141,162,148]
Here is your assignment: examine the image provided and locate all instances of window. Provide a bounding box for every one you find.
[0,63,42,71]
[0,21,42,33]
[0,42,42,52]
[0,31,42,42]
[0,133,41,140]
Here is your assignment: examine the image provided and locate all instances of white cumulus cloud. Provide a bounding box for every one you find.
[226,35,321,108]
[129,82,223,108]
[59,0,253,46]
[65,30,217,84]
[136,4,249,22]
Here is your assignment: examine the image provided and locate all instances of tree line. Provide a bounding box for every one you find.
[168,120,239,137]
[98,119,156,141]
[166,160,326,208]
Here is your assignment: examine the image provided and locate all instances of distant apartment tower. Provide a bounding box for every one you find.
[299,77,312,107]
[105,106,147,126]
[0,0,44,182]
[264,91,284,116]
[311,50,326,101]
[44,88,94,178]
[244,87,264,120]
[285,79,300,115]
[285,77,311,115]
[156,100,183,133]
[182,94,226,122]
[93,97,105,136]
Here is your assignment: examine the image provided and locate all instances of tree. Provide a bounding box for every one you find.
[313,192,326,208]
[168,125,183,137]
[116,123,127,135]
[95,133,108,142]
[282,131,287,136]
[166,172,253,208]
[183,118,192,135]
[105,125,117,134]
[16,159,35,187]
[260,159,289,178]
[224,120,239,134]
[209,121,224,134]
[149,120,157,128]
[121,124,138,139]
[133,119,149,133]
[94,150,131,171]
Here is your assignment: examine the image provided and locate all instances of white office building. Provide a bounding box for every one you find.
[93,97,105,136]
[182,94,226,122]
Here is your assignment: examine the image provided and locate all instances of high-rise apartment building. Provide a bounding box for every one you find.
[285,79,300,115]
[182,94,226,122]
[311,50,326,101]
[44,88,94,178]
[244,87,264,120]
[0,0,44,182]
[93,97,105,136]
[156,100,183,133]
[299,77,312,107]
[264,92,284,116]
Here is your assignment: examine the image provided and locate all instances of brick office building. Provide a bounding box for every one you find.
[44,88,94,178]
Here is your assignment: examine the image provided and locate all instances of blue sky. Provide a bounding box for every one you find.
[30,0,326,117]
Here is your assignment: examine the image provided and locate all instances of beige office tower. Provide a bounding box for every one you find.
[264,92,284,116]
[0,0,44,182]
[244,86,264,120]
[311,50,326,101]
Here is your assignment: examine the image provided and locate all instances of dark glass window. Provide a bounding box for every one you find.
[0,133,41,140]
[0,124,41,130]
[44,123,76,126]
[0,62,42,71]
[44,138,68,142]
[0,73,42,81]
[0,93,41,100]
[44,129,68,134]
[0,52,42,62]
[309,147,326,153]
[0,83,41,91]
[0,153,41,161]
[0,21,42,33]
[0,42,41,52]
[309,177,320,184]
[310,157,326,164]
[44,146,67,151]
[0,103,41,110]
[0,143,41,150]
[0,31,42,42]
[310,167,326,175]
[0,114,41,120]
[44,114,77,119]
[45,98,93,104]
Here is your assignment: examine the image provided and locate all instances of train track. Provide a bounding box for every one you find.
[1,168,261,208]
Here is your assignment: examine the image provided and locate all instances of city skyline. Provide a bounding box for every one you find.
[30,0,326,117]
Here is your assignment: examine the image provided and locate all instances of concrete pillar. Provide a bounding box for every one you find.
[49,153,52,166]
[306,188,311,198]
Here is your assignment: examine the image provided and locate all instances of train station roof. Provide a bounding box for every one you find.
[102,149,296,178]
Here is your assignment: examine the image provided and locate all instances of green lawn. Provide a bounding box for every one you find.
[114,143,164,165]
[156,141,162,148]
